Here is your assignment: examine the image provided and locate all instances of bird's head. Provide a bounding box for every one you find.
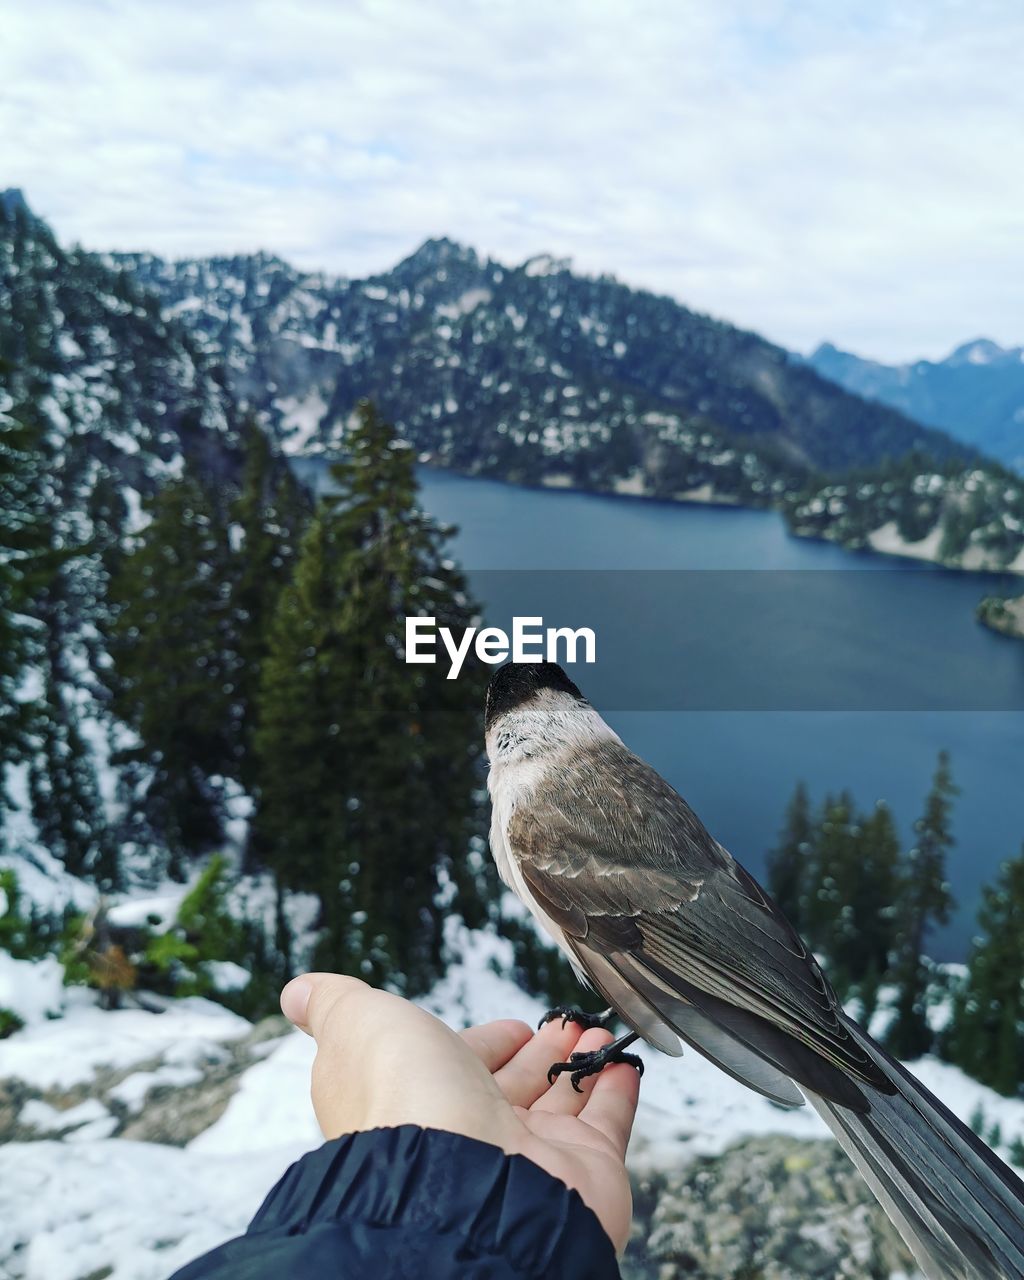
[484,661,586,732]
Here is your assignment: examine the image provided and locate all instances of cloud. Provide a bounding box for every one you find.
[1,0,1022,361]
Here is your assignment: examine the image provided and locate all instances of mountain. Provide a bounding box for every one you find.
[113,237,1024,575]
[0,189,244,875]
[114,238,971,504]
[809,339,1024,473]
[1,189,241,506]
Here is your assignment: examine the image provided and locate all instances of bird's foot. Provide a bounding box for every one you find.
[546,1034,644,1094]
[537,1005,615,1032]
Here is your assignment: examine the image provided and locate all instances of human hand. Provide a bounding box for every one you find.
[280,973,641,1253]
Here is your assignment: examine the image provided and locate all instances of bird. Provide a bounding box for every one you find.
[484,660,1024,1280]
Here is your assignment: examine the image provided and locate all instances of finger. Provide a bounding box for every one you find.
[493,1017,587,1108]
[460,1020,535,1074]
[579,1059,642,1161]
[530,1027,614,1117]
[281,972,374,1040]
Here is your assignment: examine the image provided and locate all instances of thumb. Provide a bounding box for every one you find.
[280,972,369,1040]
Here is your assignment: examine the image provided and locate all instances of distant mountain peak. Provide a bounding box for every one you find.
[1,188,31,218]
[808,337,1024,472]
[521,252,572,278]
[947,338,1008,367]
[396,236,479,273]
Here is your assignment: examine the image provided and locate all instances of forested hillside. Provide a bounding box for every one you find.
[116,236,969,488]
[1,193,492,1005]
[0,188,242,892]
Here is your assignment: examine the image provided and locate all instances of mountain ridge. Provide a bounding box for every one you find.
[809,338,1024,473]
[113,233,973,489]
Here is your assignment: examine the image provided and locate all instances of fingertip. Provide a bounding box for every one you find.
[493,1017,535,1041]
[281,976,313,1028]
[597,1059,643,1102]
[583,1059,643,1157]
[281,972,369,1037]
[460,1019,535,1072]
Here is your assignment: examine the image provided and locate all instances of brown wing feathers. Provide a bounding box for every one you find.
[509,741,891,1107]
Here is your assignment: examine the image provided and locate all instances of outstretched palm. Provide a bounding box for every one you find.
[287,975,641,1254]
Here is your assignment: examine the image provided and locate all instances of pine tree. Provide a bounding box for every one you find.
[766,781,813,931]
[227,420,309,791]
[948,850,1024,1096]
[105,472,237,872]
[28,662,119,888]
[0,404,49,799]
[889,751,957,1059]
[254,401,489,993]
[803,791,856,983]
[803,792,900,1003]
[846,800,901,1020]
[251,512,351,896]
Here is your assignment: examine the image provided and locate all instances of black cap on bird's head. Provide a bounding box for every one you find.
[485,661,586,729]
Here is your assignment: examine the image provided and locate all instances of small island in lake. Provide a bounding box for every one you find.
[977,592,1024,640]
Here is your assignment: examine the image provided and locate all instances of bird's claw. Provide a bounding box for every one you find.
[546,1046,645,1093]
[537,1006,615,1032]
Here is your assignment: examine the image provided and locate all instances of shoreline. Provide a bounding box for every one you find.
[416,459,1024,579]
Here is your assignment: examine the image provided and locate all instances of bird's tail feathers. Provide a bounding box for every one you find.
[808,1017,1024,1280]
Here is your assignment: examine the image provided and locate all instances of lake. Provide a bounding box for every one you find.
[297,460,1024,958]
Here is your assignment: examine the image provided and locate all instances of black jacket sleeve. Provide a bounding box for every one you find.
[169,1124,622,1279]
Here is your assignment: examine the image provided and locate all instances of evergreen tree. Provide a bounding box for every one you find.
[227,420,309,791]
[0,405,48,799]
[105,472,237,872]
[845,800,901,1019]
[889,751,958,1059]
[803,791,857,979]
[766,781,813,931]
[948,850,1024,1096]
[254,401,489,993]
[28,663,119,888]
[803,792,900,1004]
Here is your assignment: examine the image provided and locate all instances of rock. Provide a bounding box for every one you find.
[621,1135,916,1279]
[2,1016,293,1147]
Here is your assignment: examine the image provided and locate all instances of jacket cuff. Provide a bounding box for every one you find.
[248,1124,621,1278]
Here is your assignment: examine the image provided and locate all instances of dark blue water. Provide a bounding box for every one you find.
[412,469,1024,960]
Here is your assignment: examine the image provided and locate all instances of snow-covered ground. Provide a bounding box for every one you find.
[3,919,1024,1280]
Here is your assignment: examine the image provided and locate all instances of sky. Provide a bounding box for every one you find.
[1,0,1021,362]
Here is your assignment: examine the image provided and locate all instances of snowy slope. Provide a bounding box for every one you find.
[2,918,1024,1280]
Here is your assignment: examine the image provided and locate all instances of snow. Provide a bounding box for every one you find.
[189,1030,318,1155]
[0,952,67,1026]
[436,287,491,319]
[0,997,249,1089]
[203,960,251,992]
[107,890,187,931]
[0,1139,305,1280]
[20,1097,110,1134]
[108,1064,205,1113]
[867,521,944,564]
[277,389,329,454]
[613,471,647,496]
[0,845,97,916]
